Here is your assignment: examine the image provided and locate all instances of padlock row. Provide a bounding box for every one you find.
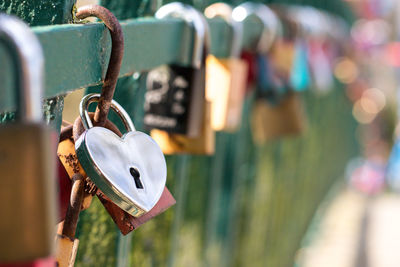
[0,2,353,266]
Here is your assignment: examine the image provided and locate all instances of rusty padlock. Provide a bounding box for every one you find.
[204,3,248,132]
[148,3,215,155]
[55,173,83,267]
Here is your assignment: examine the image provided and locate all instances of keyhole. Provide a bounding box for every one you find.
[130,167,144,189]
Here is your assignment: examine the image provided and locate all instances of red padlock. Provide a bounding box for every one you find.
[57,158,72,222]
[0,257,55,267]
[241,51,257,94]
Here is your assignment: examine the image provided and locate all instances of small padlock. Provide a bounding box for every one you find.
[75,93,167,217]
[256,53,288,104]
[57,123,93,220]
[255,19,296,103]
[233,2,283,101]
[240,51,257,93]
[146,3,215,155]
[0,14,56,262]
[271,6,310,91]
[205,56,248,131]
[251,92,306,143]
[143,2,209,138]
[150,100,215,155]
[204,3,249,132]
[287,6,333,93]
[55,172,84,267]
[234,5,307,142]
[308,39,334,93]
[290,39,310,91]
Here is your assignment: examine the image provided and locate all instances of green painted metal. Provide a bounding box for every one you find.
[0,0,76,26]
[0,18,261,114]
[0,0,76,131]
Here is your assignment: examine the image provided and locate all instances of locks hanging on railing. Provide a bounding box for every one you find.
[233,2,282,97]
[146,2,215,155]
[269,6,310,93]
[204,3,248,132]
[238,3,288,104]
[76,94,167,217]
[233,3,307,142]
[0,14,56,263]
[287,6,335,93]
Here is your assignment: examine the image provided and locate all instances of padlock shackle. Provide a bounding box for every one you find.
[204,3,243,58]
[156,2,210,69]
[233,2,282,54]
[286,6,334,40]
[76,5,124,127]
[80,93,135,132]
[0,14,44,122]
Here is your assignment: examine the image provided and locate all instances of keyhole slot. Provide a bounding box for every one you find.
[130,167,144,189]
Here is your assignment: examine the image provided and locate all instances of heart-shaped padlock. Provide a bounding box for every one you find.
[75,93,167,217]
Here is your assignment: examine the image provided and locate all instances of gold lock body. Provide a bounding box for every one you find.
[252,92,306,143]
[269,40,296,79]
[55,234,79,267]
[57,133,93,210]
[206,55,248,132]
[151,100,215,155]
[0,123,56,262]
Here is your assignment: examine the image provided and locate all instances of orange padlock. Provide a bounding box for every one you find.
[204,3,249,132]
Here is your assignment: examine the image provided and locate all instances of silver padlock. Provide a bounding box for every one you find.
[75,93,167,217]
[233,2,282,54]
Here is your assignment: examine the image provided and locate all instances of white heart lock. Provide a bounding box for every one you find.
[75,94,167,217]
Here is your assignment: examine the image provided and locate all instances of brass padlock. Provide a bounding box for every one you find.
[55,234,79,267]
[0,14,56,262]
[57,123,93,212]
[204,3,249,132]
[148,3,215,155]
[269,39,295,82]
[205,56,247,132]
[251,92,306,143]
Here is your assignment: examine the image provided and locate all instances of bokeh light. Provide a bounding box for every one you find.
[334,57,359,84]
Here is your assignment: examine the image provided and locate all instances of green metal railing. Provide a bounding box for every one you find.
[0,0,358,266]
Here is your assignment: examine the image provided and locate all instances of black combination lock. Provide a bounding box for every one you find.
[143,63,205,137]
[143,2,209,138]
